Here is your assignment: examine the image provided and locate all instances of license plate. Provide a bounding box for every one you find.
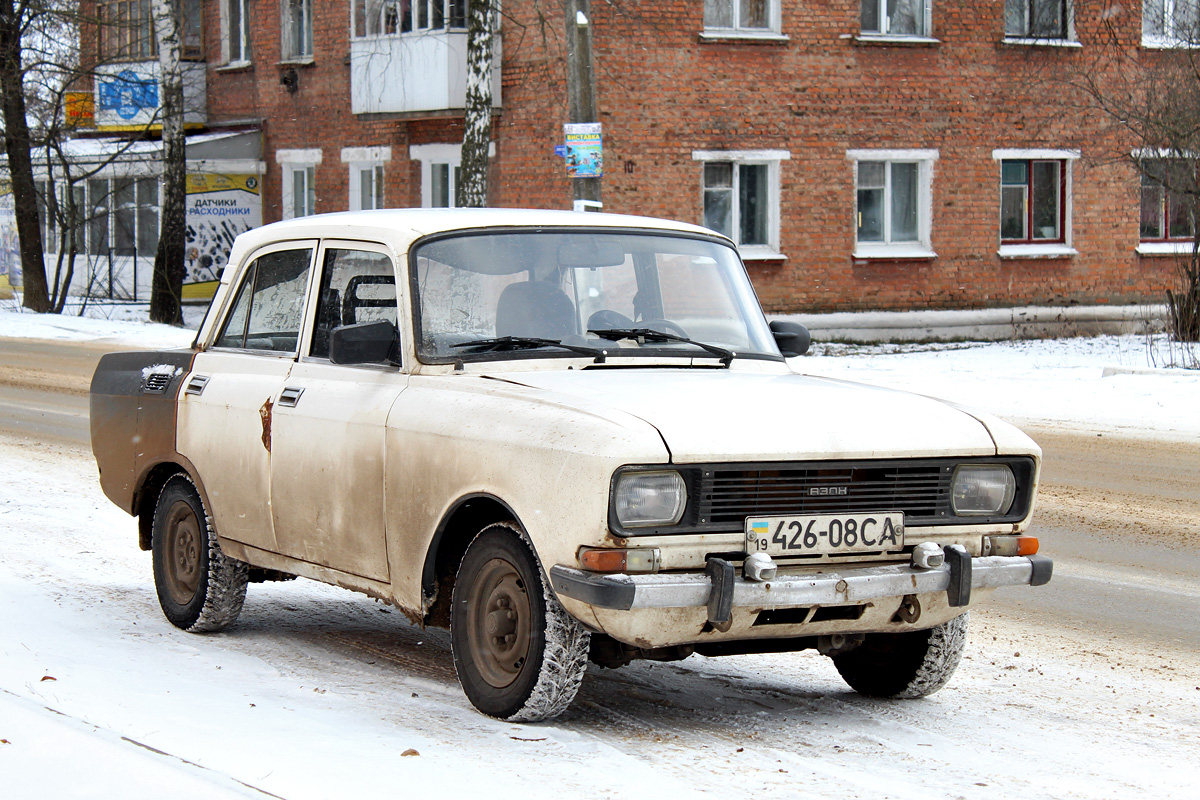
[745,512,905,557]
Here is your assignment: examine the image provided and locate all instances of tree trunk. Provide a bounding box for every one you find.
[0,0,50,312]
[457,0,493,208]
[149,0,186,324]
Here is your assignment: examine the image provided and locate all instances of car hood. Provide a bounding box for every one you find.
[485,367,1008,463]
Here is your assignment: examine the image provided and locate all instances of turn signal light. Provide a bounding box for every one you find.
[578,547,660,573]
[1017,536,1039,556]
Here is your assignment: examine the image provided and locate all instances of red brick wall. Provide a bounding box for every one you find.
[123,0,1182,312]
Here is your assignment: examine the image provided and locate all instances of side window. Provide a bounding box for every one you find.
[215,248,313,352]
[309,248,397,359]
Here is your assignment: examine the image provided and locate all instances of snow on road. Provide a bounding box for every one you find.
[2,305,1199,798]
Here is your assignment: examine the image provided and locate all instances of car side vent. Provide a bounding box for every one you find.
[185,374,210,396]
[143,373,172,394]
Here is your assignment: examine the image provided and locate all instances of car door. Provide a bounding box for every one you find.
[178,241,317,554]
[268,242,406,582]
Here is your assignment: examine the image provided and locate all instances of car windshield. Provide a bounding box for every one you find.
[412,230,780,363]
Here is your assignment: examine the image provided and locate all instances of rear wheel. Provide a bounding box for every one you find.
[832,614,969,699]
[451,523,590,721]
[151,475,248,632]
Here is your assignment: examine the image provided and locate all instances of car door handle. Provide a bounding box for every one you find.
[278,386,304,408]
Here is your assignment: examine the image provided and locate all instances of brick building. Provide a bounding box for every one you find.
[39,0,1194,310]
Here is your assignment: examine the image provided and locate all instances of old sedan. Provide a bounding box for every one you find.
[90,209,1051,721]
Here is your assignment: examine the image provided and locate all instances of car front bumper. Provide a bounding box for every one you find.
[550,550,1053,623]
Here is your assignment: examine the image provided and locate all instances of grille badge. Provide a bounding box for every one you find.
[809,487,848,496]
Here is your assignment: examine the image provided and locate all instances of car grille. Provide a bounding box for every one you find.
[695,459,959,530]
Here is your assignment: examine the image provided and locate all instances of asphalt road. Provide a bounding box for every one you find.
[2,337,1198,654]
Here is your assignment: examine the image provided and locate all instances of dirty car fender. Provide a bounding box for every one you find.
[381,374,670,612]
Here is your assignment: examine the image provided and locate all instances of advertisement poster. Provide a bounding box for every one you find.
[564,123,603,178]
[184,174,262,300]
[94,62,207,130]
[0,184,19,298]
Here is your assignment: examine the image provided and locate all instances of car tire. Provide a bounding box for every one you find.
[151,475,249,633]
[451,522,591,721]
[831,613,969,699]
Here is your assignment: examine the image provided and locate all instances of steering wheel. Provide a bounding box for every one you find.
[587,310,635,330]
[640,318,689,338]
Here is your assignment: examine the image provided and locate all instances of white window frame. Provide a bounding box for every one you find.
[282,0,314,62]
[277,148,322,220]
[355,0,468,38]
[409,143,493,208]
[1004,0,1078,46]
[847,149,937,260]
[342,146,392,211]
[992,148,1079,259]
[858,0,935,42]
[700,0,787,41]
[221,0,252,66]
[1143,0,1200,49]
[692,149,788,261]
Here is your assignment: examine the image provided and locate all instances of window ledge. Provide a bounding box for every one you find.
[278,57,315,67]
[997,243,1077,259]
[1002,36,1081,48]
[1141,37,1200,50]
[216,61,253,73]
[1137,241,1197,256]
[852,244,937,260]
[853,34,940,46]
[699,30,790,44]
[739,245,788,261]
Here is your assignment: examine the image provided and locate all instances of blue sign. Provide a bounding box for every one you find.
[98,70,158,120]
[554,144,568,157]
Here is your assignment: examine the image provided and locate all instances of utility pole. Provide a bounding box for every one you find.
[565,0,600,209]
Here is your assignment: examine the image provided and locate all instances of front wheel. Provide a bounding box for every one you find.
[151,475,248,632]
[451,523,591,721]
[831,613,969,699]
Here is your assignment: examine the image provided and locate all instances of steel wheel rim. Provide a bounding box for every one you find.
[164,500,203,606]
[466,558,532,688]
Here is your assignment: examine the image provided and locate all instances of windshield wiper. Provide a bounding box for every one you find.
[588,327,735,367]
[453,336,607,363]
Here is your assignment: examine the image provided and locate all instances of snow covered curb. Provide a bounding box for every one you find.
[772,304,1167,343]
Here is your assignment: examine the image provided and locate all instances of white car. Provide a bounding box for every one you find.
[90,209,1052,721]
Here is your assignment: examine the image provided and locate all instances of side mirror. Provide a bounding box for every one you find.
[329,320,399,366]
[769,320,811,357]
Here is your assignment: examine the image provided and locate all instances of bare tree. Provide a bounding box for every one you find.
[458,0,495,207]
[1033,3,1200,343]
[148,0,184,324]
[0,0,51,311]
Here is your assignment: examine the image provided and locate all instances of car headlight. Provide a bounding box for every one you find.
[614,471,686,527]
[951,464,1017,516]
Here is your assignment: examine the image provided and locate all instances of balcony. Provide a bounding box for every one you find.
[350,31,501,116]
[94,61,208,131]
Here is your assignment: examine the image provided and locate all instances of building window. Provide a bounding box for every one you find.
[1005,0,1069,40]
[848,150,936,258]
[992,149,1077,257]
[282,0,313,60]
[1140,160,1197,242]
[278,149,322,219]
[343,146,392,211]
[410,143,492,208]
[224,0,252,64]
[702,0,782,36]
[693,150,788,259]
[98,0,202,61]
[355,0,467,36]
[860,0,931,37]
[1000,160,1063,243]
[38,177,159,258]
[1144,0,1200,47]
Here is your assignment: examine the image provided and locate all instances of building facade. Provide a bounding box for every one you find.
[49,0,1194,311]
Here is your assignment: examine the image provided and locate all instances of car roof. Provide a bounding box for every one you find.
[232,208,725,255]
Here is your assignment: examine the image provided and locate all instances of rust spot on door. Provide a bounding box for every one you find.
[259,398,273,452]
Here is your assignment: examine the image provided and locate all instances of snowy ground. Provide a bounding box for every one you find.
[2,302,1199,799]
